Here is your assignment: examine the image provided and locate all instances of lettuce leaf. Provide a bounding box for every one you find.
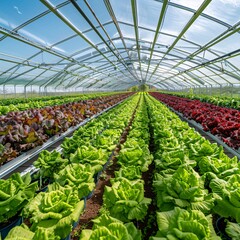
[103,178,151,222]
[54,163,95,199]
[22,187,84,239]
[151,207,220,240]
[210,175,240,222]
[153,165,215,214]
[80,214,141,240]
[0,173,37,222]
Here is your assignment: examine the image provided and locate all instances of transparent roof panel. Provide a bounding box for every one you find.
[156,33,176,48]
[0,61,18,73]
[0,0,240,90]
[54,35,90,55]
[203,0,240,26]
[119,24,136,42]
[161,5,193,36]
[0,38,39,59]
[0,1,47,29]
[170,0,205,11]
[137,0,163,30]
[213,33,240,54]
[84,30,104,46]
[57,3,93,33]
[31,51,67,65]
[198,50,219,61]
[139,28,155,43]
[104,23,119,40]
[175,39,200,49]
[186,17,227,46]
[49,0,66,6]
[18,13,77,48]
[110,0,133,24]
[85,0,112,24]
[228,56,240,69]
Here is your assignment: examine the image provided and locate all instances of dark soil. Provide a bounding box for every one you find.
[71,159,117,239]
[138,103,158,240]
[135,161,158,240]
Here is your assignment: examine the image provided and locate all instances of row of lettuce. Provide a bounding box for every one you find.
[0,94,140,240]
[0,92,121,115]
[79,92,153,239]
[147,94,240,239]
[160,91,240,109]
[0,93,132,166]
[150,92,240,151]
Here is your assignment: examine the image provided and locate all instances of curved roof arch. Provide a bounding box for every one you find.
[0,0,240,91]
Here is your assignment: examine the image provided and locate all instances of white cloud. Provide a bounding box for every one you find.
[13,6,22,15]
[204,0,240,25]
[219,0,240,7]
[171,0,204,10]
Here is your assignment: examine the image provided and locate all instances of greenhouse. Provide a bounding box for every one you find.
[0,0,240,239]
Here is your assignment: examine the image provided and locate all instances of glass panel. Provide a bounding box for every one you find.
[74,48,97,61]
[221,74,239,84]
[212,33,240,54]
[228,56,240,69]
[0,38,38,59]
[19,12,76,47]
[204,0,240,26]
[137,0,163,30]
[0,61,18,73]
[183,61,198,68]
[175,39,199,54]
[199,67,216,76]
[199,50,218,61]
[170,0,204,11]
[170,49,188,59]
[110,0,133,24]
[104,23,119,39]
[156,33,176,47]
[185,16,227,45]
[50,0,66,5]
[31,52,66,65]
[84,30,104,45]
[153,44,168,55]
[139,28,155,42]
[58,4,92,32]
[0,1,47,29]
[161,5,193,36]
[192,69,208,78]
[85,0,112,24]
[9,65,35,76]
[208,75,230,84]
[23,68,48,78]
[112,39,125,49]
[122,38,136,48]
[119,23,136,41]
[54,35,90,55]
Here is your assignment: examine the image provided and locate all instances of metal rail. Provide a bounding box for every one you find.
[0,101,123,179]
